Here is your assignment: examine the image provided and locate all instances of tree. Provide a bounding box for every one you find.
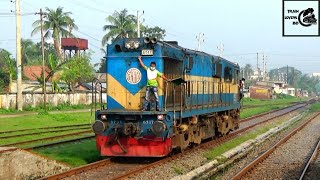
[60,55,95,91]
[242,64,254,80]
[102,9,136,45]
[0,49,16,92]
[141,26,166,40]
[21,39,41,65]
[97,48,106,73]
[31,7,78,58]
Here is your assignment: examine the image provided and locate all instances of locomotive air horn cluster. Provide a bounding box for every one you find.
[144,37,157,44]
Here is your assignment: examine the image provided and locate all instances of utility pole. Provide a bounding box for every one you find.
[262,53,265,81]
[137,10,144,38]
[287,65,289,84]
[265,55,267,80]
[15,0,23,110]
[217,42,224,57]
[36,9,47,111]
[256,52,259,72]
[196,33,205,51]
[292,68,295,87]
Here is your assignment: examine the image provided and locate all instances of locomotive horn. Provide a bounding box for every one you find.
[144,37,151,43]
[151,38,157,44]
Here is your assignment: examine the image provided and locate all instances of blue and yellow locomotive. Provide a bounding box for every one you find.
[92,37,241,157]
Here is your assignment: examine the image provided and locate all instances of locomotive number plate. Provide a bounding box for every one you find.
[141,49,153,56]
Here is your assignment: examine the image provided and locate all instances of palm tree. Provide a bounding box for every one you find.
[102,9,136,46]
[31,7,78,58]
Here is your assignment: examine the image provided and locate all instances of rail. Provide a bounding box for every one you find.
[231,112,320,180]
[299,138,320,180]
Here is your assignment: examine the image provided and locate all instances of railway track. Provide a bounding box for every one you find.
[299,138,320,180]
[231,112,320,180]
[0,123,94,151]
[0,126,90,139]
[0,123,90,135]
[241,101,298,109]
[41,103,309,180]
[1,130,93,147]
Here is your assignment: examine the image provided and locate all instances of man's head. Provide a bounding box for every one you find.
[150,62,156,71]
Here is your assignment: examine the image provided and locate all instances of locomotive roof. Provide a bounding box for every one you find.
[158,40,240,68]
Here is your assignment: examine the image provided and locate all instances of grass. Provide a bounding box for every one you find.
[0,102,92,114]
[240,96,308,119]
[309,102,320,112]
[18,133,94,149]
[241,96,306,107]
[0,112,91,132]
[240,104,288,119]
[0,129,93,146]
[204,124,274,160]
[172,166,184,175]
[33,139,102,167]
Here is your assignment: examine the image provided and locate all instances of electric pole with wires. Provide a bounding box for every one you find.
[196,33,204,51]
[15,0,23,110]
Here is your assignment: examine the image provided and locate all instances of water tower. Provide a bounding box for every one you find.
[61,38,88,60]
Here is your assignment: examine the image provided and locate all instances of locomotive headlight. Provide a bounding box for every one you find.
[125,42,131,49]
[157,114,164,120]
[125,41,140,49]
[133,41,140,49]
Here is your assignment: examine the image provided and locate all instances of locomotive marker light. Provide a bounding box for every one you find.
[100,114,107,120]
[157,114,164,120]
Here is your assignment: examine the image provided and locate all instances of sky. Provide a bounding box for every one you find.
[0,0,319,74]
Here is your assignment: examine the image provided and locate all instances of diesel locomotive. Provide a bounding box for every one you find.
[92,37,241,157]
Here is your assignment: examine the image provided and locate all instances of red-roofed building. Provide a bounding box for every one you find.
[23,66,51,81]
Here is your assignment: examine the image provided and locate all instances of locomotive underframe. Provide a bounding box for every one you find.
[172,108,240,151]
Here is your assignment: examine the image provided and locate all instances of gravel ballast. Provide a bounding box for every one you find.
[0,148,70,180]
[130,109,303,179]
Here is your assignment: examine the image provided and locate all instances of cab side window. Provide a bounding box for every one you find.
[224,67,232,82]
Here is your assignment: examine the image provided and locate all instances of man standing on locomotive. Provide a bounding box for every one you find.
[138,56,170,111]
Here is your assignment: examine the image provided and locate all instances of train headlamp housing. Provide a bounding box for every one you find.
[125,41,140,49]
[92,120,108,135]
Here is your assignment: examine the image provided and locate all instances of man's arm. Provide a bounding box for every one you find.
[160,74,170,81]
[138,56,146,69]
